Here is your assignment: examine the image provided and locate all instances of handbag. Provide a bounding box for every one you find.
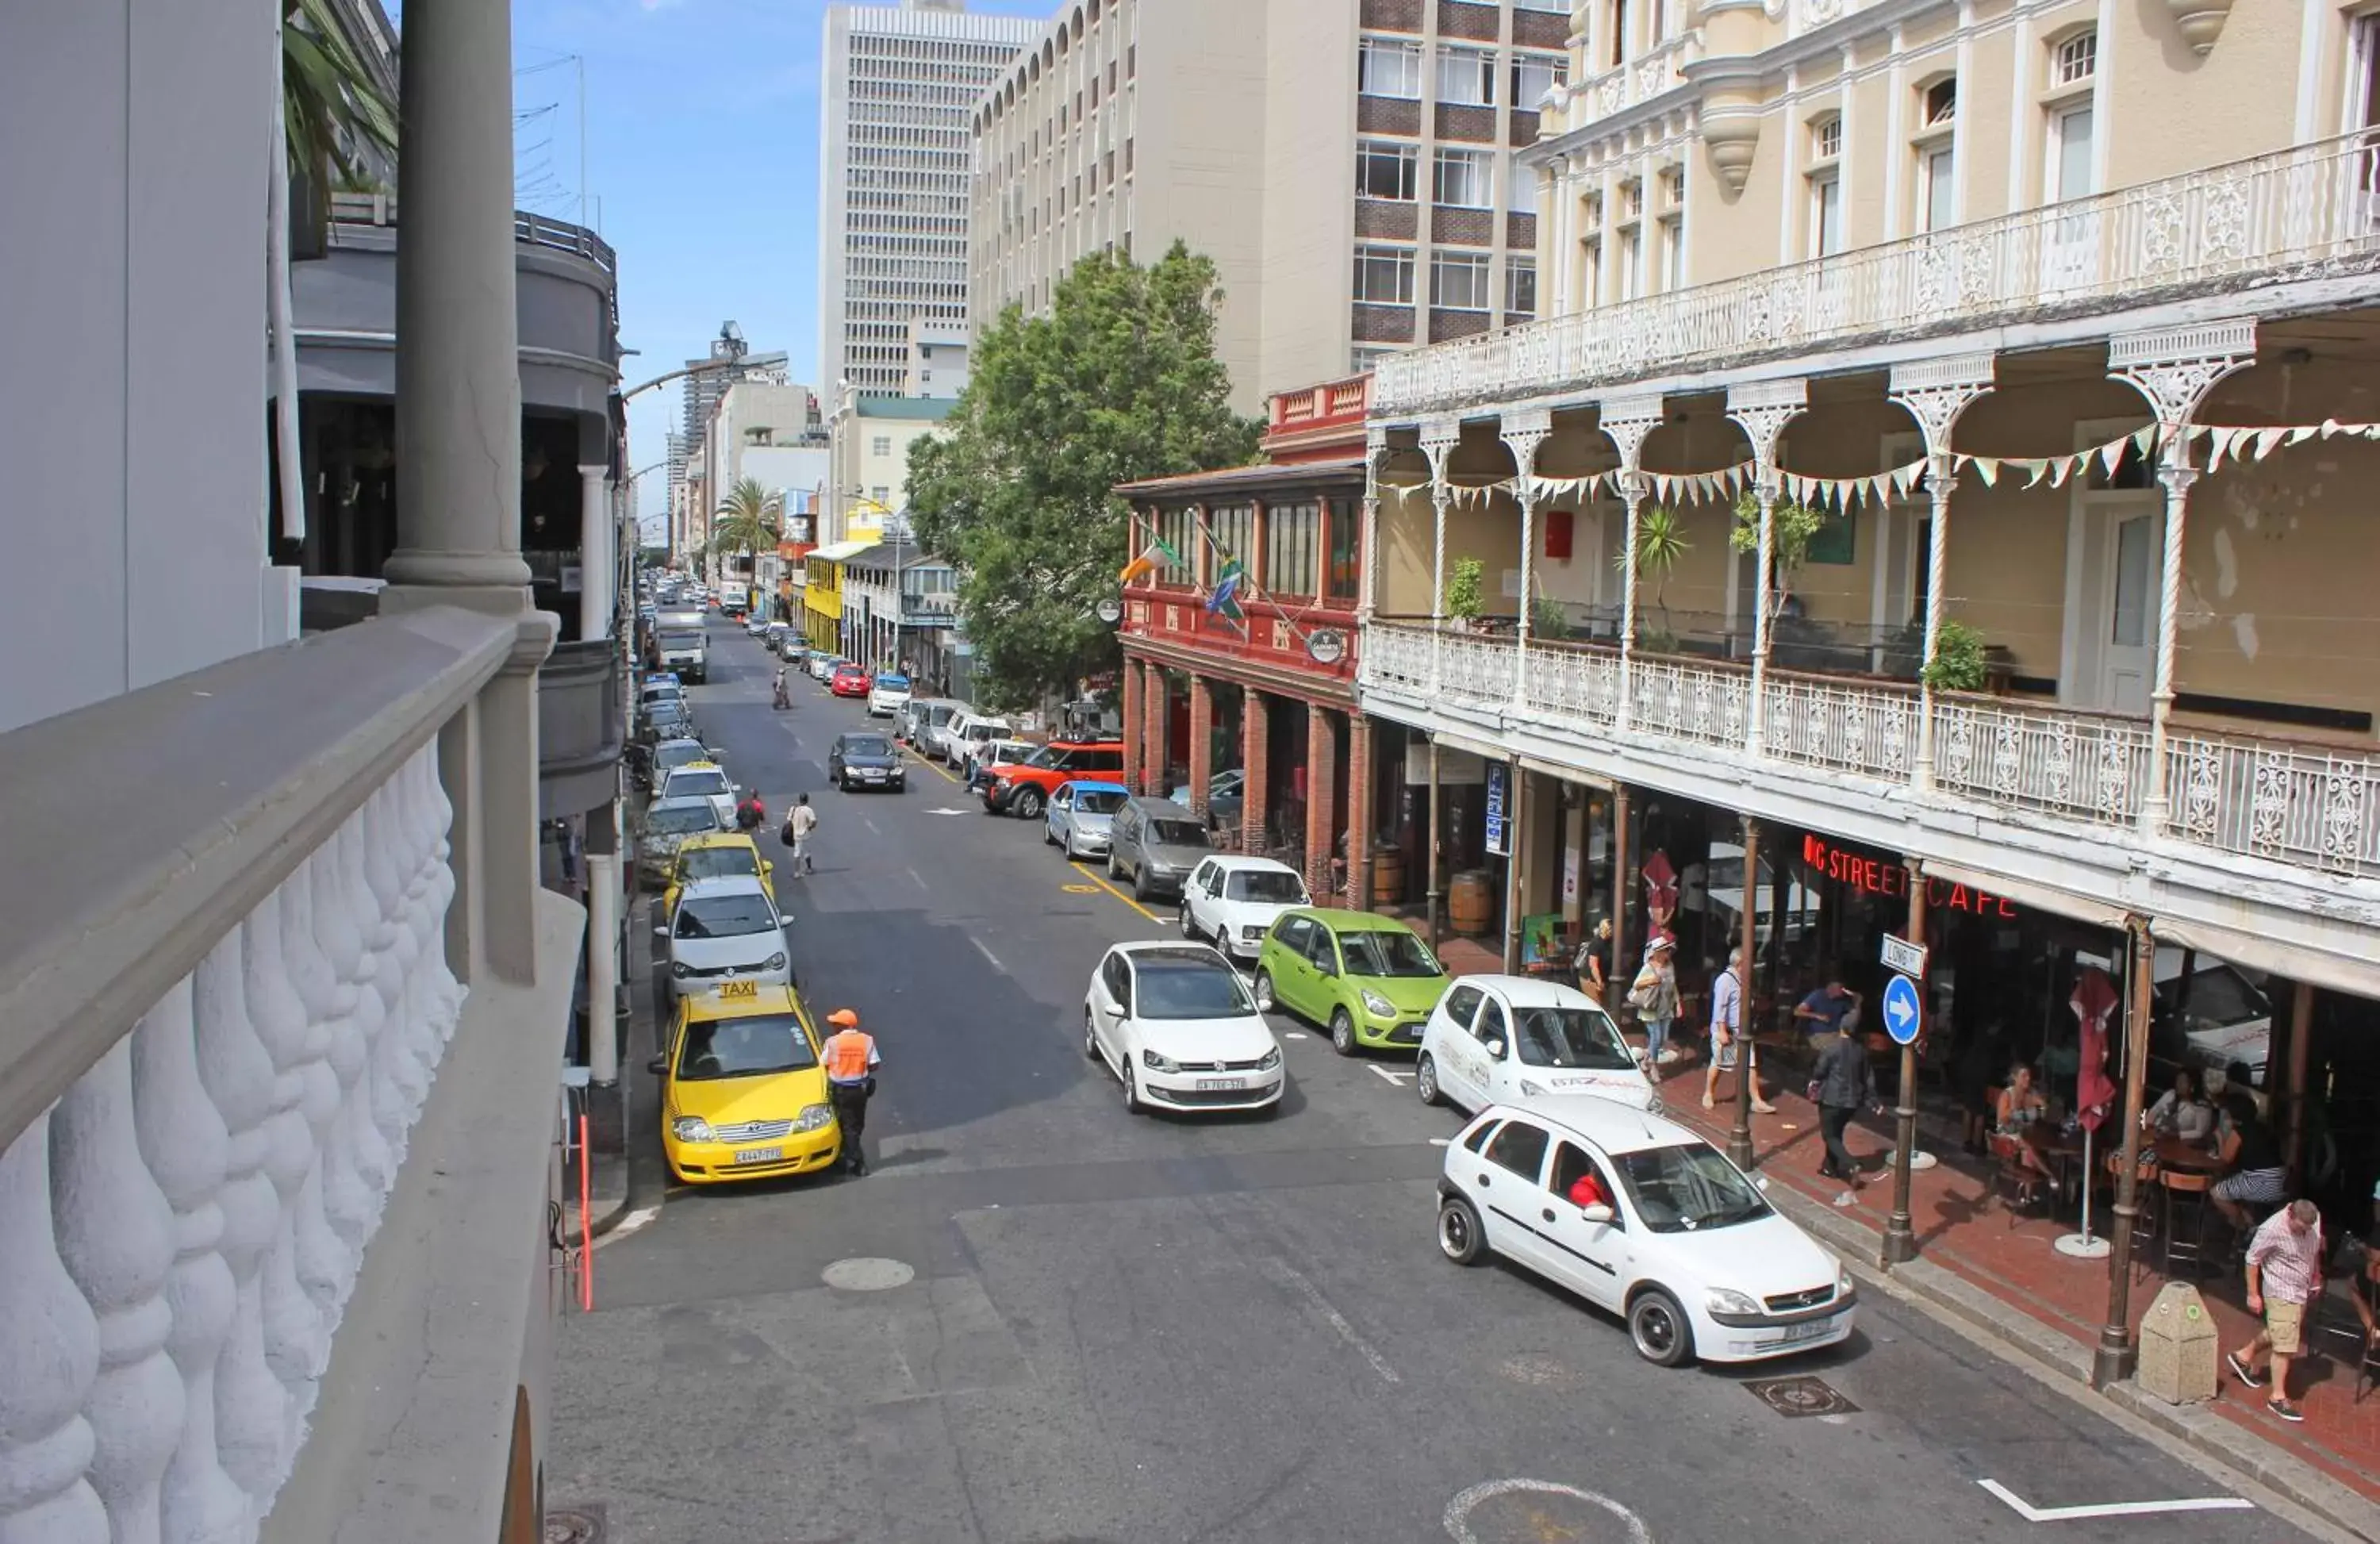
[779,816,798,848]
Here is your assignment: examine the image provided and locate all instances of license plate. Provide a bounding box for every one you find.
[720,979,758,999]
[732,1146,783,1166]
[1196,1077,1246,1092]
[1777,1317,1837,1345]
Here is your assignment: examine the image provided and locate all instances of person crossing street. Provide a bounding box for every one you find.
[784,793,819,875]
[822,1008,881,1175]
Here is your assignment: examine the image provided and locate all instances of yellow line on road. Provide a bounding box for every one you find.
[1070,860,1162,923]
[908,747,960,784]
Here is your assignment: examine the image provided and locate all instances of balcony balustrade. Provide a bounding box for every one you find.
[1558,34,1695,129]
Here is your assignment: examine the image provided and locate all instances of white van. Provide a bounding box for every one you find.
[935,710,1013,767]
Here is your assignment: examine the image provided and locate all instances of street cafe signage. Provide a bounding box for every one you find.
[1800,835,2020,920]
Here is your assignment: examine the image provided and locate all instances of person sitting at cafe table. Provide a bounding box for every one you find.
[2209,1092,2289,1234]
[1995,1063,2058,1189]
[1793,978,1863,1039]
[2144,1068,2217,1146]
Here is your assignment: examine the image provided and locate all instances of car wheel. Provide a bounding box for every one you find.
[1629,1289,1695,1368]
[1415,1052,1443,1106]
[1122,1063,1144,1115]
[1082,1010,1100,1062]
[1044,820,1058,847]
[1178,903,1197,939]
[1107,851,1123,880]
[1251,970,1276,1013]
[1014,789,1044,820]
[1437,1196,1487,1266]
[1132,867,1152,902]
[1329,1008,1357,1058]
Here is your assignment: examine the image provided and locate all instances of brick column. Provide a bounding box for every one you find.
[1121,659,1144,790]
[1349,714,1374,910]
[1242,689,1271,853]
[1188,676,1215,820]
[1306,705,1340,904]
[1142,665,1169,795]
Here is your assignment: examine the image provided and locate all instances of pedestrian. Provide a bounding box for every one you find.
[1571,916,1610,1001]
[1809,1011,1883,1205]
[784,793,819,875]
[734,789,765,833]
[1793,977,1864,1040]
[773,663,790,710]
[1623,934,1680,1070]
[2210,1089,2288,1235]
[1702,947,1776,1114]
[2227,1198,2326,1423]
[822,1008,881,1176]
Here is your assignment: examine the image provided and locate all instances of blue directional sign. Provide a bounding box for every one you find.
[1484,762,1511,858]
[1882,973,1924,1047]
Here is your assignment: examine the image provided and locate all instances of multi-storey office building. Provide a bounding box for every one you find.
[820,1,1038,398]
[966,0,1572,405]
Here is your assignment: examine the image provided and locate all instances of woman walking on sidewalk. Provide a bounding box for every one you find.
[1626,934,1680,1070]
[1810,1017,1883,1206]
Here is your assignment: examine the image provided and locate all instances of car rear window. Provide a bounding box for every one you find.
[1075,789,1127,814]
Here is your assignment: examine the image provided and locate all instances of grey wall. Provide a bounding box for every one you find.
[0,0,278,734]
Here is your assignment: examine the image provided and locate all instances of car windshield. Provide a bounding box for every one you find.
[875,674,910,690]
[1134,960,1257,1020]
[647,805,720,836]
[1021,747,1059,767]
[843,737,891,758]
[1612,1143,1772,1233]
[1226,870,1306,904]
[1074,789,1127,815]
[672,1014,817,1081]
[674,894,779,939]
[666,770,730,798]
[1510,1006,1636,1070]
[654,743,705,772]
[1339,929,1442,978]
[1151,820,1207,848]
[676,846,760,885]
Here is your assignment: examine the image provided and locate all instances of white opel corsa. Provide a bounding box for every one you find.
[1436,1100,1856,1366]
[1082,943,1284,1115]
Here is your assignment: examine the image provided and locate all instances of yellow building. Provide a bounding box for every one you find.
[803,528,879,655]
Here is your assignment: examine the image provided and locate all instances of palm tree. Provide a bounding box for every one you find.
[1614,505,1692,647]
[709,478,785,580]
[283,0,397,198]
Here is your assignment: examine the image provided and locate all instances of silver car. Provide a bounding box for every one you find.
[1106,795,1214,903]
[1045,779,1130,861]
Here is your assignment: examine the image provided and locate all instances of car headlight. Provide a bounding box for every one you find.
[670,962,692,979]
[1361,989,1395,1018]
[1836,1266,1853,1299]
[1705,1288,1761,1316]
[1240,925,1263,942]
[1517,1077,1549,1097]
[795,1104,835,1132]
[1142,1049,1179,1074]
[762,952,787,971]
[1257,1047,1281,1072]
[671,1116,716,1143]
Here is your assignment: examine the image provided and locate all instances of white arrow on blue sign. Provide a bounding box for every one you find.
[1882,973,1923,1047]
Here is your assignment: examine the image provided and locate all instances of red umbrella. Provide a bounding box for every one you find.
[2071,966,2119,1132]
[1641,849,1678,924]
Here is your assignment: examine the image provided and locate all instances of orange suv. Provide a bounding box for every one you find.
[981,739,1127,819]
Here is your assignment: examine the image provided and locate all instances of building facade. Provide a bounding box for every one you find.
[907,318,973,397]
[840,540,962,686]
[670,325,787,520]
[819,1,1038,399]
[967,0,1569,406]
[825,388,958,541]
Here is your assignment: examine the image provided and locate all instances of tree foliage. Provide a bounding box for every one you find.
[284,0,396,194]
[908,243,1259,709]
[708,477,783,568]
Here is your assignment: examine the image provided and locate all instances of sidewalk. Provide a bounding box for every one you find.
[562,885,662,1247]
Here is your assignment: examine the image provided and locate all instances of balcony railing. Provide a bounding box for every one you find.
[1376,129,2380,416]
[1560,35,1695,129]
[1360,619,2380,882]
[327,190,618,278]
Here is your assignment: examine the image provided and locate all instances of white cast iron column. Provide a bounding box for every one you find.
[1726,381,1807,759]
[1599,396,1664,735]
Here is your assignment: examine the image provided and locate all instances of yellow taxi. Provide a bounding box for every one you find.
[647,980,842,1184]
[660,831,777,916]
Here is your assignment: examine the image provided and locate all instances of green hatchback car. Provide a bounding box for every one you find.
[1250,909,1453,1056]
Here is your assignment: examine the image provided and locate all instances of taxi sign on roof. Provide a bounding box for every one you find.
[719,979,758,1000]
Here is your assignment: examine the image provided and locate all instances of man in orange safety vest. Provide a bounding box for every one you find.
[822,1008,881,1175]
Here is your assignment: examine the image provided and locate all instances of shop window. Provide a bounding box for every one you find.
[1206,502,1254,574]
[1326,498,1361,602]
[1265,501,1319,600]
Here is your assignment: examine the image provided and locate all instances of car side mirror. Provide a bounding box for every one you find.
[1580,1203,1615,1224]
[1316,958,1338,977]
[731,783,743,796]
[651,925,669,943]
[1484,1037,1508,1060]
[645,1054,668,1075]
[778,912,796,929]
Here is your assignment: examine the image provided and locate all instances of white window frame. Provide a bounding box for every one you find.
[1436,44,1498,107]
[1430,251,1493,310]
[1919,144,1956,231]
[1507,154,1540,216]
[1434,147,1495,208]
[2053,29,2097,86]
[1353,244,1417,305]
[1505,256,1538,318]
[1511,52,1568,111]
[1357,138,1420,201]
[1809,169,1843,257]
[1359,36,1422,99]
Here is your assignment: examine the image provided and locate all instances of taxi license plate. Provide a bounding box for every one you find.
[1777,1316,1837,1345]
[731,1146,783,1166]
[719,979,758,1000]
[1196,1077,1246,1092]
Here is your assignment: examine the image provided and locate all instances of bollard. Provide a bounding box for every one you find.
[2134,1281,2220,1404]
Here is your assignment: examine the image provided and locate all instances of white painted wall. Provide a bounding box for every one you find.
[0,0,277,734]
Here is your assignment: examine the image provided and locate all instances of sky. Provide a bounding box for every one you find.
[506,0,1050,532]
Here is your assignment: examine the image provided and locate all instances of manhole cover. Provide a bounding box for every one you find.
[545,1505,604,1544]
[821,1256,916,1291]
[1741,1374,1860,1418]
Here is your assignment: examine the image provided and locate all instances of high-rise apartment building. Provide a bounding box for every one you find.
[966,0,1571,405]
[820,2,1037,398]
[667,325,787,517]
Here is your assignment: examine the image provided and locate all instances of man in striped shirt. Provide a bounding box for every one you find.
[2226,1198,2324,1423]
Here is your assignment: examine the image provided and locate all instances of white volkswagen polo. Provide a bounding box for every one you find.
[1416,974,1659,1118]
[1082,943,1284,1115]
[1435,1100,1856,1366]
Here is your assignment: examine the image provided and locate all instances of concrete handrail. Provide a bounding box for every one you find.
[0,605,516,1152]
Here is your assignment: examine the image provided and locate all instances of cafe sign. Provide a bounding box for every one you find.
[1800,834,2020,920]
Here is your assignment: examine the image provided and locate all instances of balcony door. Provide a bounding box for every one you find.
[2039,104,2099,294]
[2092,501,2161,714]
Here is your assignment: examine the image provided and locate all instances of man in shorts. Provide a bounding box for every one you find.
[2226,1198,2325,1423]
[786,793,819,875]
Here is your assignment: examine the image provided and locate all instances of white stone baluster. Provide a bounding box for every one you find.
[409,748,464,1036]
[319,832,394,1202]
[364,783,430,1125]
[51,1028,186,1544]
[0,1113,108,1544]
[196,920,292,1502]
[349,812,418,1161]
[278,862,372,1266]
[133,959,251,1544]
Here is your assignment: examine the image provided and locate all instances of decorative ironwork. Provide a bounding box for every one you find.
[1931,699,2149,826]
[2109,319,2259,424]
[2162,733,2380,877]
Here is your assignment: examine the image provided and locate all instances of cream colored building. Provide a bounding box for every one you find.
[824,385,959,541]
[966,0,1575,406]
[1352,0,2380,1001]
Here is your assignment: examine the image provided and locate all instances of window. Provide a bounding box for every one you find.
[1810,173,1842,256]
[1618,226,1641,299]
[2052,105,2094,201]
[1811,113,1842,162]
[1206,502,1253,572]
[1353,244,1417,304]
[1430,251,1491,309]
[1264,500,1319,598]
[1442,982,1485,1027]
[1507,155,1539,215]
[1659,218,1684,290]
[1434,148,1494,207]
[1357,139,1419,201]
[2054,30,2097,85]
[1607,0,1630,67]
[1921,146,1956,231]
[1156,505,1195,580]
[1511,52,1568,109]
[1484,1119,1550,1182]
[1505,256,1537,318]
[1436,44,1497,106]
[1923,78,1958,126]
[1326,497,1361,601]
[870,485,890,507]
[871,435,892,457]
[1359,36,1422,98]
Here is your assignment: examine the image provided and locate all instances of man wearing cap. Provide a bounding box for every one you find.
[822,1009,881,1175]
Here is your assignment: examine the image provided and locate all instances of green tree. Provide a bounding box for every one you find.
[908,242,1259,709]
[283,0,396,197]
[708,477,784,575]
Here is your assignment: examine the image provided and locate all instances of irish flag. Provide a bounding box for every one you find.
[1118,537,1184,585]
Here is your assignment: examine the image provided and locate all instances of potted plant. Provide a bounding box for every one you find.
[1446,556,1488,630]
[1615,505,1691,647]
[1921,619,1990,692]
[1530,596,1573,639]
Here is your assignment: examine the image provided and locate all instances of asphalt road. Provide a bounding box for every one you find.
[553,620,2318,1544]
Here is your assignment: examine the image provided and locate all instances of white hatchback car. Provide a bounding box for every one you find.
[654,762,739,828]
[654,876,796,1000]
[1436,1101,1855,1366]
[866,671,912,719]
[1082,943,1284,1115]
[1417,975,1659,1116]
[1178,855,1310,962]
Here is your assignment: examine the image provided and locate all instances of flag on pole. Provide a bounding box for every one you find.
[1119,536,1184,585]
[1206,556,1246,620]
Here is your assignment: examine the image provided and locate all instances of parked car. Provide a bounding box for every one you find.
[777,635,809,663]
[635,734,715,793]
[1251,909,1449,1055]
[653,874,795,1000]
[806,651,843,682]
[1171,766,1248,832]
[649,981,841,1185]
[1104,795,1211,901]
[1044,778,1130,860]
[1081,943,1284,1115]
[637,698,696,747]
[1416,975,1659,1116]
[1177,856,1309,963]
[1435,1102,1854,1367]
[635,797,725,886]
[899,697,962,748]
[659,831,777,917]
[935,709,1013,767]
[743,615,770,637]
[981,739,1127,817]
[653,761,739,828]
[827,730,906,792]
[829,663,871,697]
[866,671,913,719]
[965,736,1042,792]
[762,621,791,653]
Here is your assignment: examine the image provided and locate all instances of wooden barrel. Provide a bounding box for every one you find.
[1449,870,1493,936]
[1371,847,1406,905]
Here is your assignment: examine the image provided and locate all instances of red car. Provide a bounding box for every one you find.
[829,664,871,698]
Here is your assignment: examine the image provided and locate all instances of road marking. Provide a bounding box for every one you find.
[862,817,880,835]
[1442,1480,1652,1544]
[907,867,928,889]
[926,808,971,817]
[1061,882,1100,894]
[1427,1137,1450,1146]
[1977,1481,2253,1523]
[972,938,1004,972]
[1069,861,1161,923]
[1282,1031,1310,1040]
[909,751,960,784]
[1368,1065,1414,1086]
[1257,1255,1399,1385]
[592,1205,661,1250]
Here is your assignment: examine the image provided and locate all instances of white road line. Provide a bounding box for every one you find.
[1257,1256,1399,1385]
[862,817,880,835]
[1282,1031,1310,1040]
[592,1205,661,1251]
[972,938,1004,973]
[1977,1481,2254,1523]
[907,867,927,889]
[1368,1065,1414,1086]
[1427,1137,1450,1146]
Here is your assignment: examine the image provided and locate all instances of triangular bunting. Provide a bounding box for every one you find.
[2253,427,2287,462]
[2286,424,2318,445]
[2099,440,2126,480]
[1970,456,2001,487]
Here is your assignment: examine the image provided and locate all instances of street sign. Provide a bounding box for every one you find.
[1882,973,1923,1047]
[1484,762,1511,857]
[1880,933,1929,978]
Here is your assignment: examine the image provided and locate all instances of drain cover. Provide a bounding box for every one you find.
[545,1505,605,1544]
[1742,1374,1860,1418]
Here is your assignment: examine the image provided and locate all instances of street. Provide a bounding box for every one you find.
[553,621,2317,1544]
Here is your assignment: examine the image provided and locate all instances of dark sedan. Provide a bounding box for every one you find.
[828,731,906,793]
